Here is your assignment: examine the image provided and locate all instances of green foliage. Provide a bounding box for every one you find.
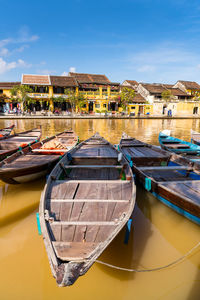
[161,90,173,102]
[64,89,86,114]
[10,85,33,111]
[120,87,136,111]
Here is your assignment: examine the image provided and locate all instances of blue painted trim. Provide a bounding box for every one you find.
[145,177,151,191]
[129,160,133,167]
[152,192,200,225]
[126,154,131,162]
[67,152,72,161]
[36,212,42,235]
[124,218,132,244]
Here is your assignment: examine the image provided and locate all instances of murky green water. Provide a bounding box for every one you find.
[0,119,199,300]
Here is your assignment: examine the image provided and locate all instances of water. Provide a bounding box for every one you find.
[0,119,199,300]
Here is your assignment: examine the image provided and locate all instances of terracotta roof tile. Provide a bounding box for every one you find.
[0,82,21,89]
[22,74,50,85]
[50,76,78,87]
[69,72,110,84]
[125,80,138,86]
[178,80,200,90]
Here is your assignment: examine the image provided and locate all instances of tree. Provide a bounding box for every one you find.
[161,90,173,102]
[120,87,136,112]
[10,85,33,112]
[64,89,86,114]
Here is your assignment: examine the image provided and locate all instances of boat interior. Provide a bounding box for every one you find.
[45,138,133,261]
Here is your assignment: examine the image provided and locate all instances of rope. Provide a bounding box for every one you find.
[95,241,200,273]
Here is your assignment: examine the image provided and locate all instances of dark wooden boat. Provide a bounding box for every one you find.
[0,125,15,137]
[0,130,78,184]
[191,129,200,146]
[119,133,200,225]
[0,127,42,161]
[39,133,136,286]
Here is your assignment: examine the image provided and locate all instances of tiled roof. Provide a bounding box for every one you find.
[141,83,166,94]
[22,74,50,85]
[69,72,110,84]
[133,93,146,103]
[50,76,78,87]
[0,82,21,89]
[168,88,189,97]
[178,81,200,90]
[141,83,189,97]
[125,80,138,86]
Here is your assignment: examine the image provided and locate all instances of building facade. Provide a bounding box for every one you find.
[0,74,200,116]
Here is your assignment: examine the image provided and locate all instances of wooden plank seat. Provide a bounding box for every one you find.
[63,165,124,169]
[52,241,99,260]
[164,143,190,149]
[32,149,68,153]
[138,166,193,171]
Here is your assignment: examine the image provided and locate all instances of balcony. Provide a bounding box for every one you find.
[28,93,49,99]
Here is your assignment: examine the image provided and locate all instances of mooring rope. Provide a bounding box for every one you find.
[95,241,200,272]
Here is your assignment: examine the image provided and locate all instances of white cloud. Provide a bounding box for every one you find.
[0,57,31,74]
[0,48,9,56]
[69,67,76,73]
[125,42,200,82]
[61,71,68,76]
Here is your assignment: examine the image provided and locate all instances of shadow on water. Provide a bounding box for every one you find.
[0,178,45,228]
[95,185,153,281]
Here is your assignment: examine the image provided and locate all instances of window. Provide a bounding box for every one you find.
[131,106,136,109]
[82,104,86,108]
[0,89,3,94]
[103,104,107,108]
[95,104,100,108]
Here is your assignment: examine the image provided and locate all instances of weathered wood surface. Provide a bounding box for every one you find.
[39,133,135,286]
[0,130,78,183]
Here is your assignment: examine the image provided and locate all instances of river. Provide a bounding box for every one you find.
[0,118,199,300]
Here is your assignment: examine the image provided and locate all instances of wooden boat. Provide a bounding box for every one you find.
[0,130,78,184]
[191,129,200,146]
[39,133,136,286]
[119,133,200,225]
[159,130,200,162]
[0,127,42,161]
[0,125,15,137]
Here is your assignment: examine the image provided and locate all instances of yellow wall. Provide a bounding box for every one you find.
[2,89,11,99]
[177,101,200,114]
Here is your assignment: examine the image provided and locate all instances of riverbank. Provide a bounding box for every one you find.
[0,114,200,119]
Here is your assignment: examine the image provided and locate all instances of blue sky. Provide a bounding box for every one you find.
[1,0,200,84]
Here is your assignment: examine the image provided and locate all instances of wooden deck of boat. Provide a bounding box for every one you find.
[1,154,60,169]
[43,135,134,263]
[159,180,200,207]
[138,167,195,182]
[48,180,132,251]
[72,144,118,158]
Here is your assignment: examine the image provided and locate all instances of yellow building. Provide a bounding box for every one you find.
[0,73,120,114]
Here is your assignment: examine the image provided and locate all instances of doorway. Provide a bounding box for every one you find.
[89,102,94,112]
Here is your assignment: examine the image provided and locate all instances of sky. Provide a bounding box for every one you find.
[1,0,200,84]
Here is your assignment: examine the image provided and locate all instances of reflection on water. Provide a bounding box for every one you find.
[0,119,200,300]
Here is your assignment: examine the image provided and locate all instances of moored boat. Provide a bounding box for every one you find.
[0,127,42,161]
[191,129,200,146]
[119,133,200,225]
[0,124,15,137]
[0,130,78,184]
[159,130,200,154]
[39,133,136,286]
